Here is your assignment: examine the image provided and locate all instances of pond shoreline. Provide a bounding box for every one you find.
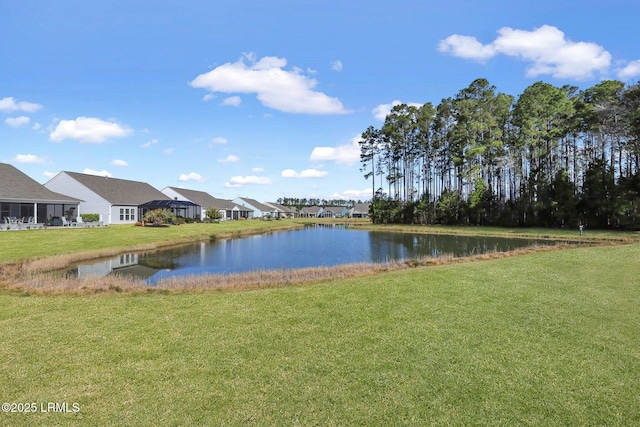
[5,241,602,295]
[1,221,632,295]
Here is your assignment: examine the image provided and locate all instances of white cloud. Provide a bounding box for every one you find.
[310,136,361,166]
[221,96,241,107]
[219,154,239,163]
[203,93,215,102]
[141,138,159,148]
[111,159,129,167]
[0,97,42,113]
[83,169,113,177]
[50,117,132,143]
[210,137,228,145]
[189,53,349,114]
[43,171,56,179]
[617,60,640,80]
[178,172,205,182]
[224,175,273,188]
[439,25,611,80]
[330,59,343,72]
[163,148,174,155]
[281,168,328,179]
[14,154,45,164]
[32,122,41,130]
[372,100,423,121]
[5,116,30,127]
[252,167,265,173]
[438,34,496,62]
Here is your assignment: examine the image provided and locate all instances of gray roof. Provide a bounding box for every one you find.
[0,163,81,203]
[236,197,274,212]
[63,171,169,205]
[166,187,249,211]
[323,206,345,214]
[352,203,371,213]
[264,202,297,214]
[300,205,323,214]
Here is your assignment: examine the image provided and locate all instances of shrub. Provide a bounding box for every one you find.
[80,213,100,222]
[143,209,176,226]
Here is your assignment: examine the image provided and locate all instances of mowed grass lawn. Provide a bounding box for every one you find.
[0,221,305,263]
[1,241,639,425]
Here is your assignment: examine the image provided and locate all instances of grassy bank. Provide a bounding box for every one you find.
[1,242,639,425]
[347,222,640,242]
[0,220,306,265]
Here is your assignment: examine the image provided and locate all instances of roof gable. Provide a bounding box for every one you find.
[64,171,168,205]
[353,203,371,213]
[323,206,345,214]
[301,205,323,214]
[237,197,273,212]
[0,163,81,203]
[166,187,248,211]
[265,202,297,214]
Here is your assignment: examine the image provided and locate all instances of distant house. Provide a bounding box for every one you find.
[264,202,298,218]
[321,206,347,218]
[162,187,251,220]
[299,205,323,218]
[1,163,81,224]
[232,197,277,219]
[349,203,371,218]
[45,171,171,224]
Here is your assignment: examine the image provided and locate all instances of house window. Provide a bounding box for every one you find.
[118,208,135,221]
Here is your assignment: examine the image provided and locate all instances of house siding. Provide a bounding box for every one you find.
[45,172,162,224]
[45,172,111,222]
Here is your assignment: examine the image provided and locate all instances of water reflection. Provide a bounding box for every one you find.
[67,225,557,282]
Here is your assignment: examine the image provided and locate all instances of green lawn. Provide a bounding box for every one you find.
[1,242,639,425]
[0,220,306,264]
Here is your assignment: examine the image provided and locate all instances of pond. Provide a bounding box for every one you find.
[67,224,562,283]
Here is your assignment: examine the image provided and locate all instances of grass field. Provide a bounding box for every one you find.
[0,220,308,264]
[1,234,639,425]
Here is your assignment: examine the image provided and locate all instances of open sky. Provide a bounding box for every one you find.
[2,0,639,202]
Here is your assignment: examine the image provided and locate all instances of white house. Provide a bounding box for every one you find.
[349,203,371,218]
[299,205,323,218]
[45,171,170,224]
[321,206,347,218]
[264,202,298,218]
[232,197,278,218]
[162,187,252,220]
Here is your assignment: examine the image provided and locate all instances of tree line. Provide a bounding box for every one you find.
[276,197,360,210]
[359,78,640,229]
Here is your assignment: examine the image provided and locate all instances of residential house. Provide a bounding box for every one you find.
[45,171,170,224]
[321,206,347,218]
[1,163,81,225]
[162,187,251,220]
[349,203,371,218]
[264,202,298,218]
[232,197,277,219]
[299,205,323,218]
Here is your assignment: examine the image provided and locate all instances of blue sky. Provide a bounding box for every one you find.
[2,0,639,202]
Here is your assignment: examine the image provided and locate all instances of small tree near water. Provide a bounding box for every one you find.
[205,207,223,222]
